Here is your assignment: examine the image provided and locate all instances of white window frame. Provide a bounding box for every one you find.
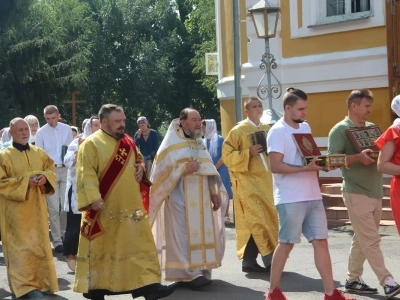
[316,0,372,26]
[288,0,385,38]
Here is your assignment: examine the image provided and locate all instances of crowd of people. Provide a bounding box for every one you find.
[0,89,399,300]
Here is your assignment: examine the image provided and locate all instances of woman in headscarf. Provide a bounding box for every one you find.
[24,115,40,145]
[0,128,12,151]
[376,95,400,235]
[202,119,233,223]
[63,116,100,271]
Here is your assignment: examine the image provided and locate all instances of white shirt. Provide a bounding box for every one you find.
[247,118,260,128]
[267,118,321,205]
[36,123,74,164]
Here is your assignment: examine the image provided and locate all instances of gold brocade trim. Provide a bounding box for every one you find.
[165,261,190,269]
[184,176,192,267]
[154,141,197,163]
[188,262,220,272]
[189,242,217,251]
[165,276,198,282]
[165,263,220,281]
[149,165,185,228]
[151,157,210,191]
[199,176,206,264]
[211,194,220,263]
[165,261,220,270]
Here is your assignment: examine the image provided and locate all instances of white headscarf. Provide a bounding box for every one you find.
[2,128,11,143]
[392,95,400,125]
[203,119,219,158]
[83,116,98,138]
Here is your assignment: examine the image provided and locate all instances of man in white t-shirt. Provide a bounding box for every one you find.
[265,88,354,300]
[36,105,73,253]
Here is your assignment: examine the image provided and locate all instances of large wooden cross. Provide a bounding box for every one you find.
[64,92,87,126]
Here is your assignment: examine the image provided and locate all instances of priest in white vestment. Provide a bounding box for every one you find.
[149,108,227,290]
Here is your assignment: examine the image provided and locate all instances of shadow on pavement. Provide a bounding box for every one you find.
[279,272,341,293]
[165,279,265,300]
[58,278,73,291]
[280,272,397,299]
[0,288,13,299]
[244,272,270,281]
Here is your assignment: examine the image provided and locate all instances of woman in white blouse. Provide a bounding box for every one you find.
[63,116,100,271]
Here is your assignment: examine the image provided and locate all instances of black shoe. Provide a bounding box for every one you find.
[144,282,178,300]
[54,245,64,253]
[242,263,269,273]
[384,283,400,299]
[345,277,378,294]
[21,290,44,299]
[189,276,212,290]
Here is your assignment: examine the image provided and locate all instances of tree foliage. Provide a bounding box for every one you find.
[0,0,96,125]
[0,0,220,134]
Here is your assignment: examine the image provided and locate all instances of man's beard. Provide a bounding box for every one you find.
[107,124,125,139]
[115,132,125,139]
[293,118,304,124]
[190,130,202,139]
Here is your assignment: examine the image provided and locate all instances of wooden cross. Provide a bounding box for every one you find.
[64,92,87,126]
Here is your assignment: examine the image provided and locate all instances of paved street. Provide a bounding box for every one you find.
[1,225,400,300]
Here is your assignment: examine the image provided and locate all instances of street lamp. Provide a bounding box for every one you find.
[248,0,283,125]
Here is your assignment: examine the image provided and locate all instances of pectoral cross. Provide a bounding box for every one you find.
[64,92,87,126]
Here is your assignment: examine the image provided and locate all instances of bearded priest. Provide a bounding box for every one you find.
[149,108,227,290]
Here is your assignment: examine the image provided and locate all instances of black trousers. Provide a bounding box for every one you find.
[242,235,259,266]
[63,186,82,256]
[86,283,160,299]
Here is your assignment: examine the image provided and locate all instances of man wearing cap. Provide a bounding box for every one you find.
[134,116,159,173]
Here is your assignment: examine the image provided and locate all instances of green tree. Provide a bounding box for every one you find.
[178,0,220,127]
[80,0,186,134]
[0,0,96,126]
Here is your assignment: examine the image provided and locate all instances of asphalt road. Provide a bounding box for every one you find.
[1,224,400,300]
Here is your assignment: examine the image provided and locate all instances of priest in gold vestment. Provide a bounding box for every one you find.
[74,104,177,300]
[149,108,227,290]
[0,118,59,299]
[222,97,279,273]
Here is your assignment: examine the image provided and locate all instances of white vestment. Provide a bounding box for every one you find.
[149,118,227,282]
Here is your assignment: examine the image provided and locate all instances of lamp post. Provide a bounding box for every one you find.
[248,0,283,125]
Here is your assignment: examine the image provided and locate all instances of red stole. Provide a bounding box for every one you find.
[81,134,148,240]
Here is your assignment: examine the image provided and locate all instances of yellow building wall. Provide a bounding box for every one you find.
[306,88,391,137]
[220,98,247,137]
[219,1,390,137]
[221,88,391,137]
[280,0,386,58]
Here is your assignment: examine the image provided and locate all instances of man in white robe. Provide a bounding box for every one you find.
[149,108,227,290]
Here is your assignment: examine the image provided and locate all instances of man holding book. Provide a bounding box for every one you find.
[266,87,354,300]
[222,96,278,273]
[328,89,400,298]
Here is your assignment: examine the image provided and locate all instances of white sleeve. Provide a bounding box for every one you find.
[267,126,285,155]
[35,129,44,149]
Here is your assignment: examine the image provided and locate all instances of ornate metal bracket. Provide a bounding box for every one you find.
[256,38,283,106]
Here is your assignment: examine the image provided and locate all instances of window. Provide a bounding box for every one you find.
[327,0,370,17]
[289,0,384,38]
[315,0,372,26]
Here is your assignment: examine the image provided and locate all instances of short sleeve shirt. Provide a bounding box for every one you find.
[267,119,321,205]
[327,117,383,199]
